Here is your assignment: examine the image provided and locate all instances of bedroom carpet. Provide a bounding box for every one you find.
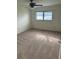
[17,29,61,59]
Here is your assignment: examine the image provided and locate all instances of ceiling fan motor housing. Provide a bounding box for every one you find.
[30,3,36,8]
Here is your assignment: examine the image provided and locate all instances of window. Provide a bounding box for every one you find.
[36,11,52,20]
[44,12,52,20]
[36,12,43,20]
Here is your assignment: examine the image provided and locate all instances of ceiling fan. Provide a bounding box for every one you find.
[27,0,43,8]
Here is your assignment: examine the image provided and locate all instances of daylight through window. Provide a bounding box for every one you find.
[36,11,52,20]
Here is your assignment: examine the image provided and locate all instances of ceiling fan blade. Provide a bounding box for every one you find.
[35,5,43,6]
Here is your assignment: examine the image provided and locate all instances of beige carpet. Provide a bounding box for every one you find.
[17,29,61,59]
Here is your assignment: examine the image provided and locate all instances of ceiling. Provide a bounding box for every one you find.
[18,0,61,7]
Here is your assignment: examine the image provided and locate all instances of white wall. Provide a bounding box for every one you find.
[31,4,61,32]
[17,0,31,34]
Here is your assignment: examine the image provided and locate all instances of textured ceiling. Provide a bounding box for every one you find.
[18,0,61,6]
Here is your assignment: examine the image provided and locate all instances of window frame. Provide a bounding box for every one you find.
[36,11,53,21]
